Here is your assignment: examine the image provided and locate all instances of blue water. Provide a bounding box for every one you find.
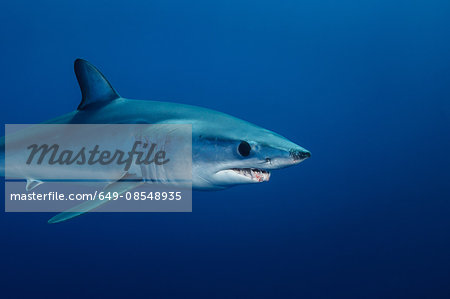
[1,0,450,298]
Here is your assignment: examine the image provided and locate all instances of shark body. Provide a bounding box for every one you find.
[1,59,310,222]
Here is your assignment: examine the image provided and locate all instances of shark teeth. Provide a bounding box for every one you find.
[231,168,271,182]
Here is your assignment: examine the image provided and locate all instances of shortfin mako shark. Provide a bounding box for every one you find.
[1,59,311,223]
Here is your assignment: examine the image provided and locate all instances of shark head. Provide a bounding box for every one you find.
[189,111,311,189]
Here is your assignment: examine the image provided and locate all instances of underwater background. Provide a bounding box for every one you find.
[1,0,450,298]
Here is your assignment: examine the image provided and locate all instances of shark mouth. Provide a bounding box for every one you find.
[231,168,271,182]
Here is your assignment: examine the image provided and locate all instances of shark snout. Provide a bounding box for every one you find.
[290,148,311,162]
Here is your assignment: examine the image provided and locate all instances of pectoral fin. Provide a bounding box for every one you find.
[48,176,144,224]
[26,179,44,191]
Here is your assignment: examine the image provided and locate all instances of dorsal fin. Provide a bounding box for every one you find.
[74,59,120,110]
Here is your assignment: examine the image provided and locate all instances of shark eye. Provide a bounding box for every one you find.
[238,141,251,157]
